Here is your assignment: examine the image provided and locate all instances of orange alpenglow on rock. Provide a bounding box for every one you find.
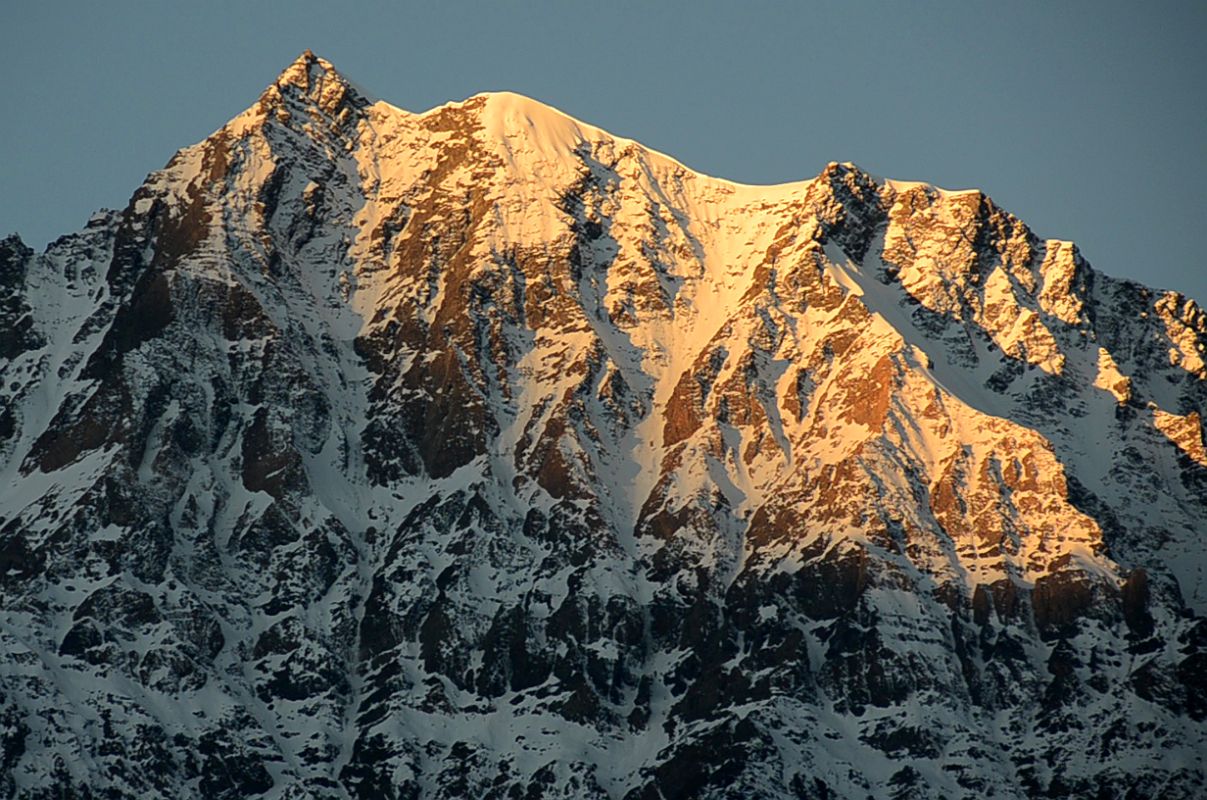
[0,52,1204,799]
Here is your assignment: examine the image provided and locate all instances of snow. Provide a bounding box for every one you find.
[1,52,1205,800]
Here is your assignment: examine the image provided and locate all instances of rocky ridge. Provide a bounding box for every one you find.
[1,51,1205,799]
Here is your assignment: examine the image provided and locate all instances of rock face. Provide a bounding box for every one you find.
[2,52,1206,799]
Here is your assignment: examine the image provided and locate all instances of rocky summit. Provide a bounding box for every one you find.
[1,51,1205,799]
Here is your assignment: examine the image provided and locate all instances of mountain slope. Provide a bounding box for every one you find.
[1,51,1205,799]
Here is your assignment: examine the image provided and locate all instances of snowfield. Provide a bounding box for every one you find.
[0,51,1205,799]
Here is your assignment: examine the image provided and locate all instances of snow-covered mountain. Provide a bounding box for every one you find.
[2,51,1205,799]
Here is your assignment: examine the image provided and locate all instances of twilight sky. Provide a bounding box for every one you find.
[3,2,1204,303]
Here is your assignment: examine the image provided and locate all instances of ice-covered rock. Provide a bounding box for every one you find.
[1,52,1205,799]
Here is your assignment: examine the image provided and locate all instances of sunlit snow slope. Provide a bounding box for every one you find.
[1,51,1205,800]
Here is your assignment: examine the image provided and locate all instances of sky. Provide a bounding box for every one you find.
[3,1,1204,303]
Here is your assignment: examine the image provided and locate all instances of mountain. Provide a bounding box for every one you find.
[1,50,1205,800]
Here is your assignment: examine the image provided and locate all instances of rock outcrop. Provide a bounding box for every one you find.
[1,52,1205,799]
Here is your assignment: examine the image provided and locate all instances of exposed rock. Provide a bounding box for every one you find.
[0,53,1204,800]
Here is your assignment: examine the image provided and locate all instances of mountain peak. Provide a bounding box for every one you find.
[261,50,373,118]
[276,50,327,87]
[4,54,1207,800]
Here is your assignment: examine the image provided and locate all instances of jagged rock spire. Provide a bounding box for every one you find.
[259,49,373,119]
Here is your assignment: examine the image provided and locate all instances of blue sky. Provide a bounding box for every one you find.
[3,1,1204,302]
